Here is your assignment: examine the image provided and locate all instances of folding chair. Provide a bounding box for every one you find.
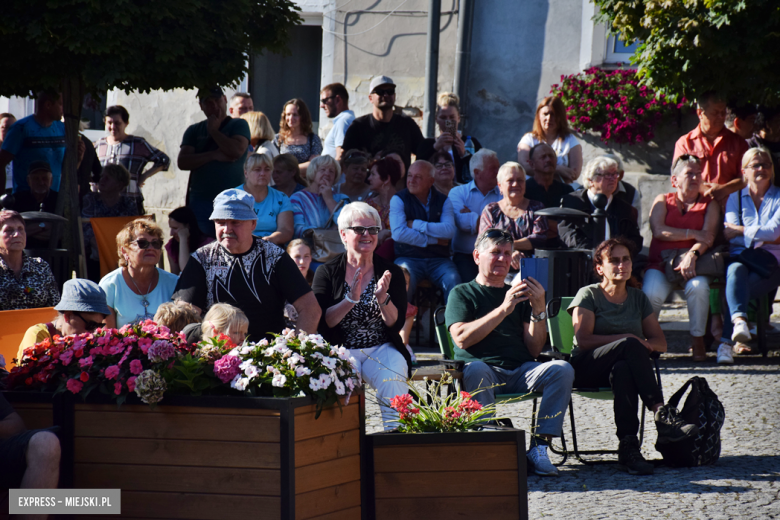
[0,307,57,368]
[546,296,663,464]
[433,306,570,463]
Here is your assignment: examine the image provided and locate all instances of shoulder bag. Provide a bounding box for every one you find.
[302,199,348,263]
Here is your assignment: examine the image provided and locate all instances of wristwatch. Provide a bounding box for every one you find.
[382,294,391,306]
[689,249,701,257]
[530,311,547,323]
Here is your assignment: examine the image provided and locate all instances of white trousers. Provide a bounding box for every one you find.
[350,342,409,431]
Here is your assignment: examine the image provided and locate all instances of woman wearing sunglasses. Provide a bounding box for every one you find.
[99,218,179,328]
[17,279,111,362]
[312,202,411,431]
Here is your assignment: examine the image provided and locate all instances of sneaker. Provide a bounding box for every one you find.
[527,445,559,477]
[732,320,752,343]
[655,404,699,443]
[618,436,654,475]
[717,342,734,364]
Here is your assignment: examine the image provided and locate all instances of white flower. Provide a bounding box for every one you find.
[337,346,350,360]
[264,347,276,357]
[272,373,287,387]
[244,365,258,378]
[318,373,332,388]
[345,377,355,390]
[334,379,345,395]
[295,366,311,377]
[257,339,269,347]
[239,359,254,370]
[287,353,304,367]
[231,376,249,391]
[228,348,239,356]
[240,346,253,355]
[309,378,322,391]
[322,357,337,370]
[266,366,275,373]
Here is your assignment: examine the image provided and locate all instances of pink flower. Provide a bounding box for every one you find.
[126,376,137,392]
[213,355,242,384]
[59,350,73,366]
[66,379,84,394]
[130,359,144,375]
[114,382,123,395]
[79,356,93,368]
[105,365,120,380]
[148,340,175,363]
[138,338,153,355]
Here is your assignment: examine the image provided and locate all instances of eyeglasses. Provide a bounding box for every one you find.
[320,95,336,104]
[74,312,103,332]
[746,163,772,171]
[373,88,395,97]
[434,162,454,170]
[133,238,163,250]
[347,226,381,236]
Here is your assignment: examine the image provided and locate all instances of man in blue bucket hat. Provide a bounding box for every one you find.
[173,189,320,340]
[16,279,111,362]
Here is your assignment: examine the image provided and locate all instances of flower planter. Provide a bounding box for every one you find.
[5,392,364,520]
[364,427,528,520]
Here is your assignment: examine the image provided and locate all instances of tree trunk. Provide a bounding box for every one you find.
[56,77,86,278]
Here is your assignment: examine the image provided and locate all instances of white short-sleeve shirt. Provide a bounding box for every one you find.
[518,133,580,167]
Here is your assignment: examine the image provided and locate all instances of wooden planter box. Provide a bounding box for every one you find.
[4,392,364,520]
[364,427,528,520]
[4,391,56,429]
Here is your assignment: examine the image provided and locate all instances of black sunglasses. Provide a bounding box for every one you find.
[347,226,381,236]
[74,312,103,331]
[320,95,336,104]
[134,239,163,250]
[373,88,395,97]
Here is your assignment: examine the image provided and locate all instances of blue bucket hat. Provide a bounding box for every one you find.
[210,189,257,221]
[55,279,111,315]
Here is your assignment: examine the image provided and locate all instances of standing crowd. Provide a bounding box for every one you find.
[1,78,777,483]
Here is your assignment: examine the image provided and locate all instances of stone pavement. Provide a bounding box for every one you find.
[365,303,780,519]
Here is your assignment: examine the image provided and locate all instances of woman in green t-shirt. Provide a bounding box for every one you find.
[568,238,697,476]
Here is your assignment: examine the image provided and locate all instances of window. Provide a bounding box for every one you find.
[604,34,641,65]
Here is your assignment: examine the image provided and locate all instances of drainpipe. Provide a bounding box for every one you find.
[423,0,441,138]
[453,0,475,132]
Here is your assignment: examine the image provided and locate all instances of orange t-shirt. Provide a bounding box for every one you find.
[673,126,749,186]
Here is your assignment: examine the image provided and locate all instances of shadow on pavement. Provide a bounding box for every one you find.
[528,454,777,494]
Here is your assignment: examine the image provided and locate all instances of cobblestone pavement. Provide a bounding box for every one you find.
[365,303,780,519]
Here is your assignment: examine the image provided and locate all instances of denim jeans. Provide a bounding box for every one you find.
[463,360,574,438]
[722,261,780,341]
[394,256,462,301]
[642,268,710,337]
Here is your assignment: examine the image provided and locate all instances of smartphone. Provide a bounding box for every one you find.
[444,119,456,136]
[515,257,549,293]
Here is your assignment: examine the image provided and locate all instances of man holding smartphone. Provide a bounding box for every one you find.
[446,228,573,477]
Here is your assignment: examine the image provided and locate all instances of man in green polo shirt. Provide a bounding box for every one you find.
[446,228,574,477]
[178,87,250,238]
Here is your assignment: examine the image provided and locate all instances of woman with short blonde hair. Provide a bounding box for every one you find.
[99,218,179,328]
[241,111,277,153]
[290,155,349,239]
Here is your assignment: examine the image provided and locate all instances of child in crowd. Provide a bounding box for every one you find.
[153,301,201,334]
[286,239,314,285]
[399,267,418,364]
[201,303,249,346]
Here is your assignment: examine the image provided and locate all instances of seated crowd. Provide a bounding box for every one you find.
[2,84,778,488]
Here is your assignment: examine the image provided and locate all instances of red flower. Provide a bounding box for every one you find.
[79,371,89,382]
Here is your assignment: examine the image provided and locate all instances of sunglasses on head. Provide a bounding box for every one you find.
[74,312,103,331]
[373,88,395,97]
[133,238,163,250]
[347,226,381,236]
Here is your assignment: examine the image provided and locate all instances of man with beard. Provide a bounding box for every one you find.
[320,83,355,160]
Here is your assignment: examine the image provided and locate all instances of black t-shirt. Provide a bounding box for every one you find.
[342,113,424,169]
[172,238,312,341]
[12,190,58,213]
[0,392,15,421]
[525,177,574,208]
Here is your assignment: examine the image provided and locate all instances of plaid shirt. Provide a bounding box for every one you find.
[95,136,170,199]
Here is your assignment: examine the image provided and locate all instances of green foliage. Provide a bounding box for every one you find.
[594,0,780,105]
[0,0,301,97]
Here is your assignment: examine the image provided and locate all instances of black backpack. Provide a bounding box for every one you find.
[656,376,725,467]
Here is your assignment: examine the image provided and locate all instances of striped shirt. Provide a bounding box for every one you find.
[95,135,170,199]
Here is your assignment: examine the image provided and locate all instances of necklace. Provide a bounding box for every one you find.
[127,268,156,316]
